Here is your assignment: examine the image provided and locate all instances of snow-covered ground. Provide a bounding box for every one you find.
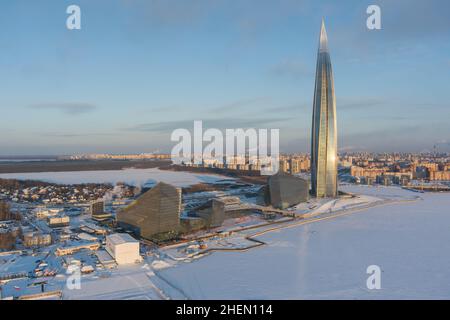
[62,266,162,300]
[157,186,450,299]
[0,168,233,187]
[4,183,449,300]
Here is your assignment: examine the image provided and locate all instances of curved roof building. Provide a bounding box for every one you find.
[311,19,338,198]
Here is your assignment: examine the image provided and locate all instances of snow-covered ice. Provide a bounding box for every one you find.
[158,186,450,299]
[0,168,233,187]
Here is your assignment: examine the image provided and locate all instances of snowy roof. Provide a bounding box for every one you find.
[96,250,115,264]
[107,233,138,245]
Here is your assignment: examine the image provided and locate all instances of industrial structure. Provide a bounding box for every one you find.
[117,182,182,240]
[311,19,338,198]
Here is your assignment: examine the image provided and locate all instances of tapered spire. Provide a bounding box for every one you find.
[319,18,329,53]
[311,18,337,198]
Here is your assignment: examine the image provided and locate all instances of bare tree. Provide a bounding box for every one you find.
[0,200,11,221]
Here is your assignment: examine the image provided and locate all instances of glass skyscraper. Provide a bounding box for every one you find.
[311,19,338,198]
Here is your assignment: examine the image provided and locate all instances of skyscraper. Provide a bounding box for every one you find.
[311,19,338,198]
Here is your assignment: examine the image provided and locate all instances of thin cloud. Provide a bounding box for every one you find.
[338,97,386,110]
[147,97,272,115]
[269,59,312,78]
[123,117,290,133]
[39,132,117,138]
[28,103,97,115]
[264,103,309,113]
[210,97,272,114]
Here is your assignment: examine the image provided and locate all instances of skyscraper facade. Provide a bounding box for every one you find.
[311,20,338,198]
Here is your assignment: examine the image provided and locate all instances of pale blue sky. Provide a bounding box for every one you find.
[0,0,449,155]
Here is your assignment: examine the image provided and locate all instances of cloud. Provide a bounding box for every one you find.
[146,97,273,115]
[123,117,290,133]
[149,105,184,113]
[338,97,386,110]
[264,103,309,113]
[28,103,97,115]
[338,145,367,152]
[269,59,312,78]
[39,132,116,138]
[211,97,272,114]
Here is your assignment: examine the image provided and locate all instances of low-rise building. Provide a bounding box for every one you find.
[105,233,142,265]
[430,171,450,181]
[48,215,70,228]
[23,232,52,247]
[55,242,100,256]
[80,222,108,235]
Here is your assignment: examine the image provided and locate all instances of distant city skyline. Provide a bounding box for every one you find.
[1,0,450,155]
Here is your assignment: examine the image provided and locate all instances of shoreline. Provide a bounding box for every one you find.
[0,159,171,174]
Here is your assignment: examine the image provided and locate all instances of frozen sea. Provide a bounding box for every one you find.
[0,168,232,187]
[159,185,450,299]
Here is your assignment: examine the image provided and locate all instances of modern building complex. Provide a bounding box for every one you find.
[116,182,182,240]
[311,20,338,198]
[268,173,309,209]
[196,199,226,228]
[105,233,142,265]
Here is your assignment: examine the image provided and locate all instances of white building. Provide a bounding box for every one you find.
[48,215,70,227]
[105,233,142,265]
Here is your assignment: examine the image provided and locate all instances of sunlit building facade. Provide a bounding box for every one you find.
[311,20,338,198]
[117,182,182,240]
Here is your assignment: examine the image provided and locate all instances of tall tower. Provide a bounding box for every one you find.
[311,19,338,198]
